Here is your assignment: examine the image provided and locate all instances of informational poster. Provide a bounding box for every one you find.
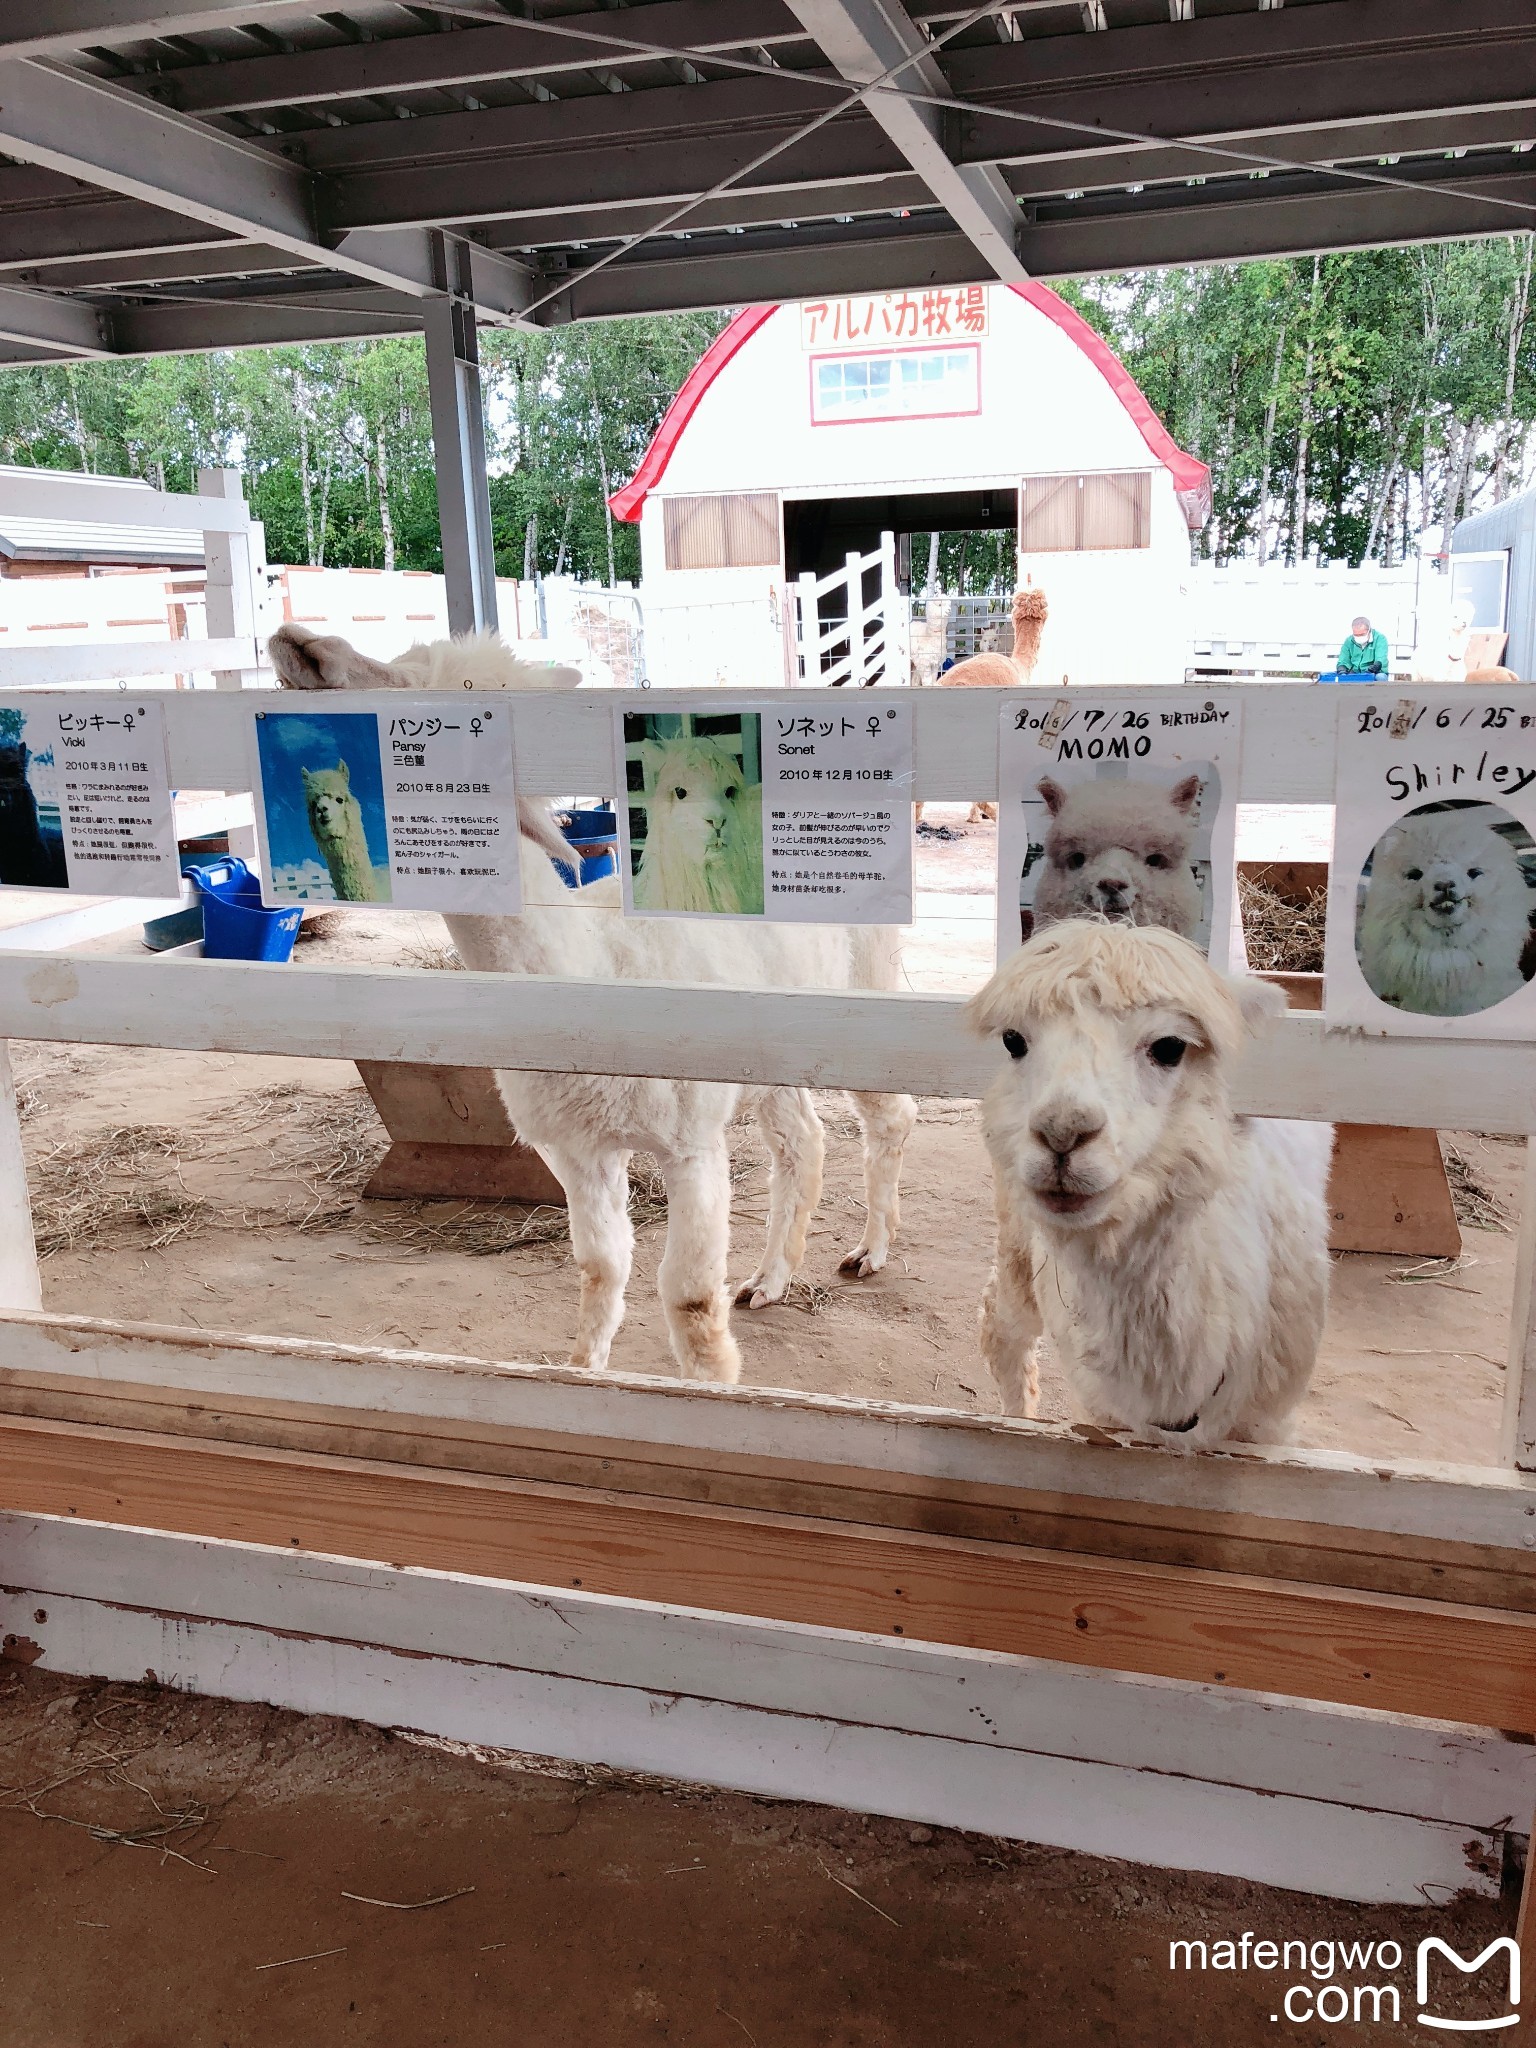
[249,698,522,914]
[0,695,179,896]
[1325,688,1536,1038]
[996,693,1243,967]
[616,701,915,924]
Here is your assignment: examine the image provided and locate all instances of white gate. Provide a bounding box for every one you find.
[789,532,910,687]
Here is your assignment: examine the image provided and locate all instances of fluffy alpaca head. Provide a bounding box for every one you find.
[301,760,362,847]
[1358,807,1531,1013]
[635,734,761,914]
[1031,773,1203,935]
[967,920,1281,1239]
[268,622,581,694]
[1011,585,1048,674]
[0,740,30,807]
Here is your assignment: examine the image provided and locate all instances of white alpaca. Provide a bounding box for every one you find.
[268,622,917,1384]
[1030,773,1205,937]
[968,920,1331,1449]
[1358,808,1530,1016]
[633,734,763,916]
[302,759,378,902]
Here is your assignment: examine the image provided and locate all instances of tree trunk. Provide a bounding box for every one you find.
[924,529,940,597]
[593,413,616,588]
[554,497,575,577]
[1364,415,1408,563]
[376,423,396,573]
[298,411,316,567]
[523,509,538,582]
[317,452,333,570]
[1493,236,1534,503]
[1290,257,1322,567]
[1255,325,1287,567]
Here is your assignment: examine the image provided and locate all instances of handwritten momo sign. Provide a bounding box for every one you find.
[996,694,1242,967]
[1325,689,1536,1037]
[801,286,989,350]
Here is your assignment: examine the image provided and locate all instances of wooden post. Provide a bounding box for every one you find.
[1501,1143,1536,1472]
[0,1042,41,1312]
[845,549,864,685]
[796,571,817,685]
[198,467,264,691]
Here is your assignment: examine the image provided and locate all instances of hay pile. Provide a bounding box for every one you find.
[29,1125,206,1257]
[1442,1141,1512,1232]
[1238,872,1327,975]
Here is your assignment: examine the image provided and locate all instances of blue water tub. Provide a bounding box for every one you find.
[187,858,303,962]
[553,805,618,889]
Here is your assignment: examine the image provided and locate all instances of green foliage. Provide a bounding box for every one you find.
[1059,235,1536,565]
[0,310,725,580]
[0,242,1530,576]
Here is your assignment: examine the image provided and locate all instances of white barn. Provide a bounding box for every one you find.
[611,282,1210,690]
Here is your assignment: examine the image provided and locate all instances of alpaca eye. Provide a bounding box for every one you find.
[1065,852,1086,871]
[1001,1029,1028,1060]
[673,786,688,800]
[1148,1037,1187,1069]
[1468,867,1484,879]
[1404,867,1423,880]
[1144,854,1168,869]
[724,785,739,800]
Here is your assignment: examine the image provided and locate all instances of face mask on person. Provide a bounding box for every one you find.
[1353,630,1370,645]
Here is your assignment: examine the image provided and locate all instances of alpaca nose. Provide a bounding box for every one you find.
[1096,876,1129,897]
[1032,1107,1105,1159]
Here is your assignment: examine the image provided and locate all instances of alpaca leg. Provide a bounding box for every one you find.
[914,802,925,827]
[968,802,998,825]
[542,1142,632,1372]
[840,1090,918,1278]
[657,1143,741,1383]
[737,1089,824,1310]
[979,1246,1043,1418]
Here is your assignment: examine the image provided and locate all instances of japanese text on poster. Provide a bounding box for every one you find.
[0,695,179,897]
[616,702,914,924]
[1325,688,1536,1038]
[249,698,522,913]
[996,694,1243,968]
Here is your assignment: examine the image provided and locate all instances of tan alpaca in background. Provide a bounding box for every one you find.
[916,585,1048,827]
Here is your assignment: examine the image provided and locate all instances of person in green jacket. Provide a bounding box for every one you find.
[1336,615,1390,677]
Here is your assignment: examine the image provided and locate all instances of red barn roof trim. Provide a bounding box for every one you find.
[608,286,1211,530]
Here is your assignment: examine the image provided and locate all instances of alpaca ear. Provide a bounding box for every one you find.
[1037,776,1066,815]
[1228,973,1287,1040]
[301,766,316,789]
[337,758,350,785]
[1167,772,1202,815]
[637,740,664,793]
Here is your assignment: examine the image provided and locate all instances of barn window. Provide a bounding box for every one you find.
[811,346,980,424]
[1019,471,1152,552]
[662,493,780,571]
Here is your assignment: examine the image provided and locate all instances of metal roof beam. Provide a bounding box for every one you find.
[779,0,1023,279]
[130,0,807,115]
[0,280,115,355]
[0,2,317,60]
[0,58,537,318]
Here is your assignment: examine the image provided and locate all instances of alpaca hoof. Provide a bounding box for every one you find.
[735,1269,790,1310]
[838,1247,881,1279]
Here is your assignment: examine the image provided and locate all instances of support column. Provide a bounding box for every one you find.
[198,466,265,690]
[424,233,498,637]
[0,1041,42,1312]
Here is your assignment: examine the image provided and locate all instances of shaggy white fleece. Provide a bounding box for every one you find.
[267,622,917,1386]
[1357,807,1530,1017]
[633,733,763,917]
[1030,773,1204,937]
[968,920,1331,1449]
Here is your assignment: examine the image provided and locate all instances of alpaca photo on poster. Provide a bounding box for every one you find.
[623,710,764,916]
[0,707,68,890]
[1355,799,1536,1017]
[254,708,392,903]
[1013,765,1217,952]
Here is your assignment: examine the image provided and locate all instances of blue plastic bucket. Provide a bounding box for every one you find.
[187,858,303,963]
[553,806,618,890]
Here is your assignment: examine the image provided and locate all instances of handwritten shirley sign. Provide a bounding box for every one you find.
[995,694,1243,967]
[1325,689,1536,1038]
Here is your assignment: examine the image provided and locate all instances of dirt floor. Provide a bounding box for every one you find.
[0,803,1515,1463]
[0,1665,1518,2048]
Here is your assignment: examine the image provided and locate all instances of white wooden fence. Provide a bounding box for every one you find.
[0,677,1534,1905]
[790,534,909,687]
